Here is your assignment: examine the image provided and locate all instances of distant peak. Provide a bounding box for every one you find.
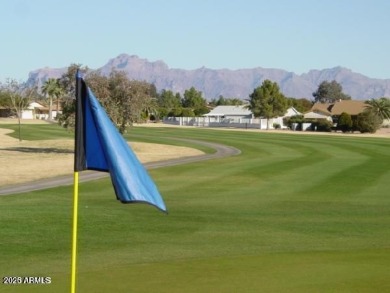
[111,54,164,65]
[116,53,137,58]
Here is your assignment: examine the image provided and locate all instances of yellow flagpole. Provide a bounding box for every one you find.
[71,171,79,293]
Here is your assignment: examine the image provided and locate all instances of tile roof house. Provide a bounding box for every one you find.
[308,100,367,123]
[311,100,367,116]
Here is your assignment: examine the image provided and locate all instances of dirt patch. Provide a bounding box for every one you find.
[0,127,203,186]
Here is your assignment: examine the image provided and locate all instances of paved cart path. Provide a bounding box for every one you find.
[0,139,240,196]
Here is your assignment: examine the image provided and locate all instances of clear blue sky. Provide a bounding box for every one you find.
[1,0,389,82]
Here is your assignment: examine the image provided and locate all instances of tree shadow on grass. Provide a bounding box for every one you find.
[0,147,73,154]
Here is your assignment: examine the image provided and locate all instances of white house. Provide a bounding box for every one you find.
[257,107,302,129]
[284,107,301,117]
[164,106,302,129]
[203,105,253,122]
[20,101,62,120]
[21,102,46,119]
[203,106,302,129]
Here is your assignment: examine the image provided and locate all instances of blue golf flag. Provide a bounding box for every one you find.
[74,72,167,212]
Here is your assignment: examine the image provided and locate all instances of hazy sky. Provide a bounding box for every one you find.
[1,0,389,82]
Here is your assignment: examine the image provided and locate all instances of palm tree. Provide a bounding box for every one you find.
[365,97,390,121]
[41,78,61,120]
[53,86,64,120]
[142,97,159,122]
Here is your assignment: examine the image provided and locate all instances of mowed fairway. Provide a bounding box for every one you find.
[1,125,389,292]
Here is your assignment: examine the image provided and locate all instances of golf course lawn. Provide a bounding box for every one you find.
[0,125,389,292]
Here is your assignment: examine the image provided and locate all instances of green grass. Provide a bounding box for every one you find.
[0,123,74,140]
[1,126,390,292]
[0,123,215,153]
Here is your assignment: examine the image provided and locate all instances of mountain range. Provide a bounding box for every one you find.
[27,53,390,101]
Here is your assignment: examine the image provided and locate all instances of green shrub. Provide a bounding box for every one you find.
[273,123,281,129]
[356,110,382,133]
[284,115,303,129]
[337,112,353,132]
[313,120,333,132]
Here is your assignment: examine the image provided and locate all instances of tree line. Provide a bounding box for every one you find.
[1,64,389,135]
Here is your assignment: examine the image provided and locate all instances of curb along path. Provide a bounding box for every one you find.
[0,139,240,196]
